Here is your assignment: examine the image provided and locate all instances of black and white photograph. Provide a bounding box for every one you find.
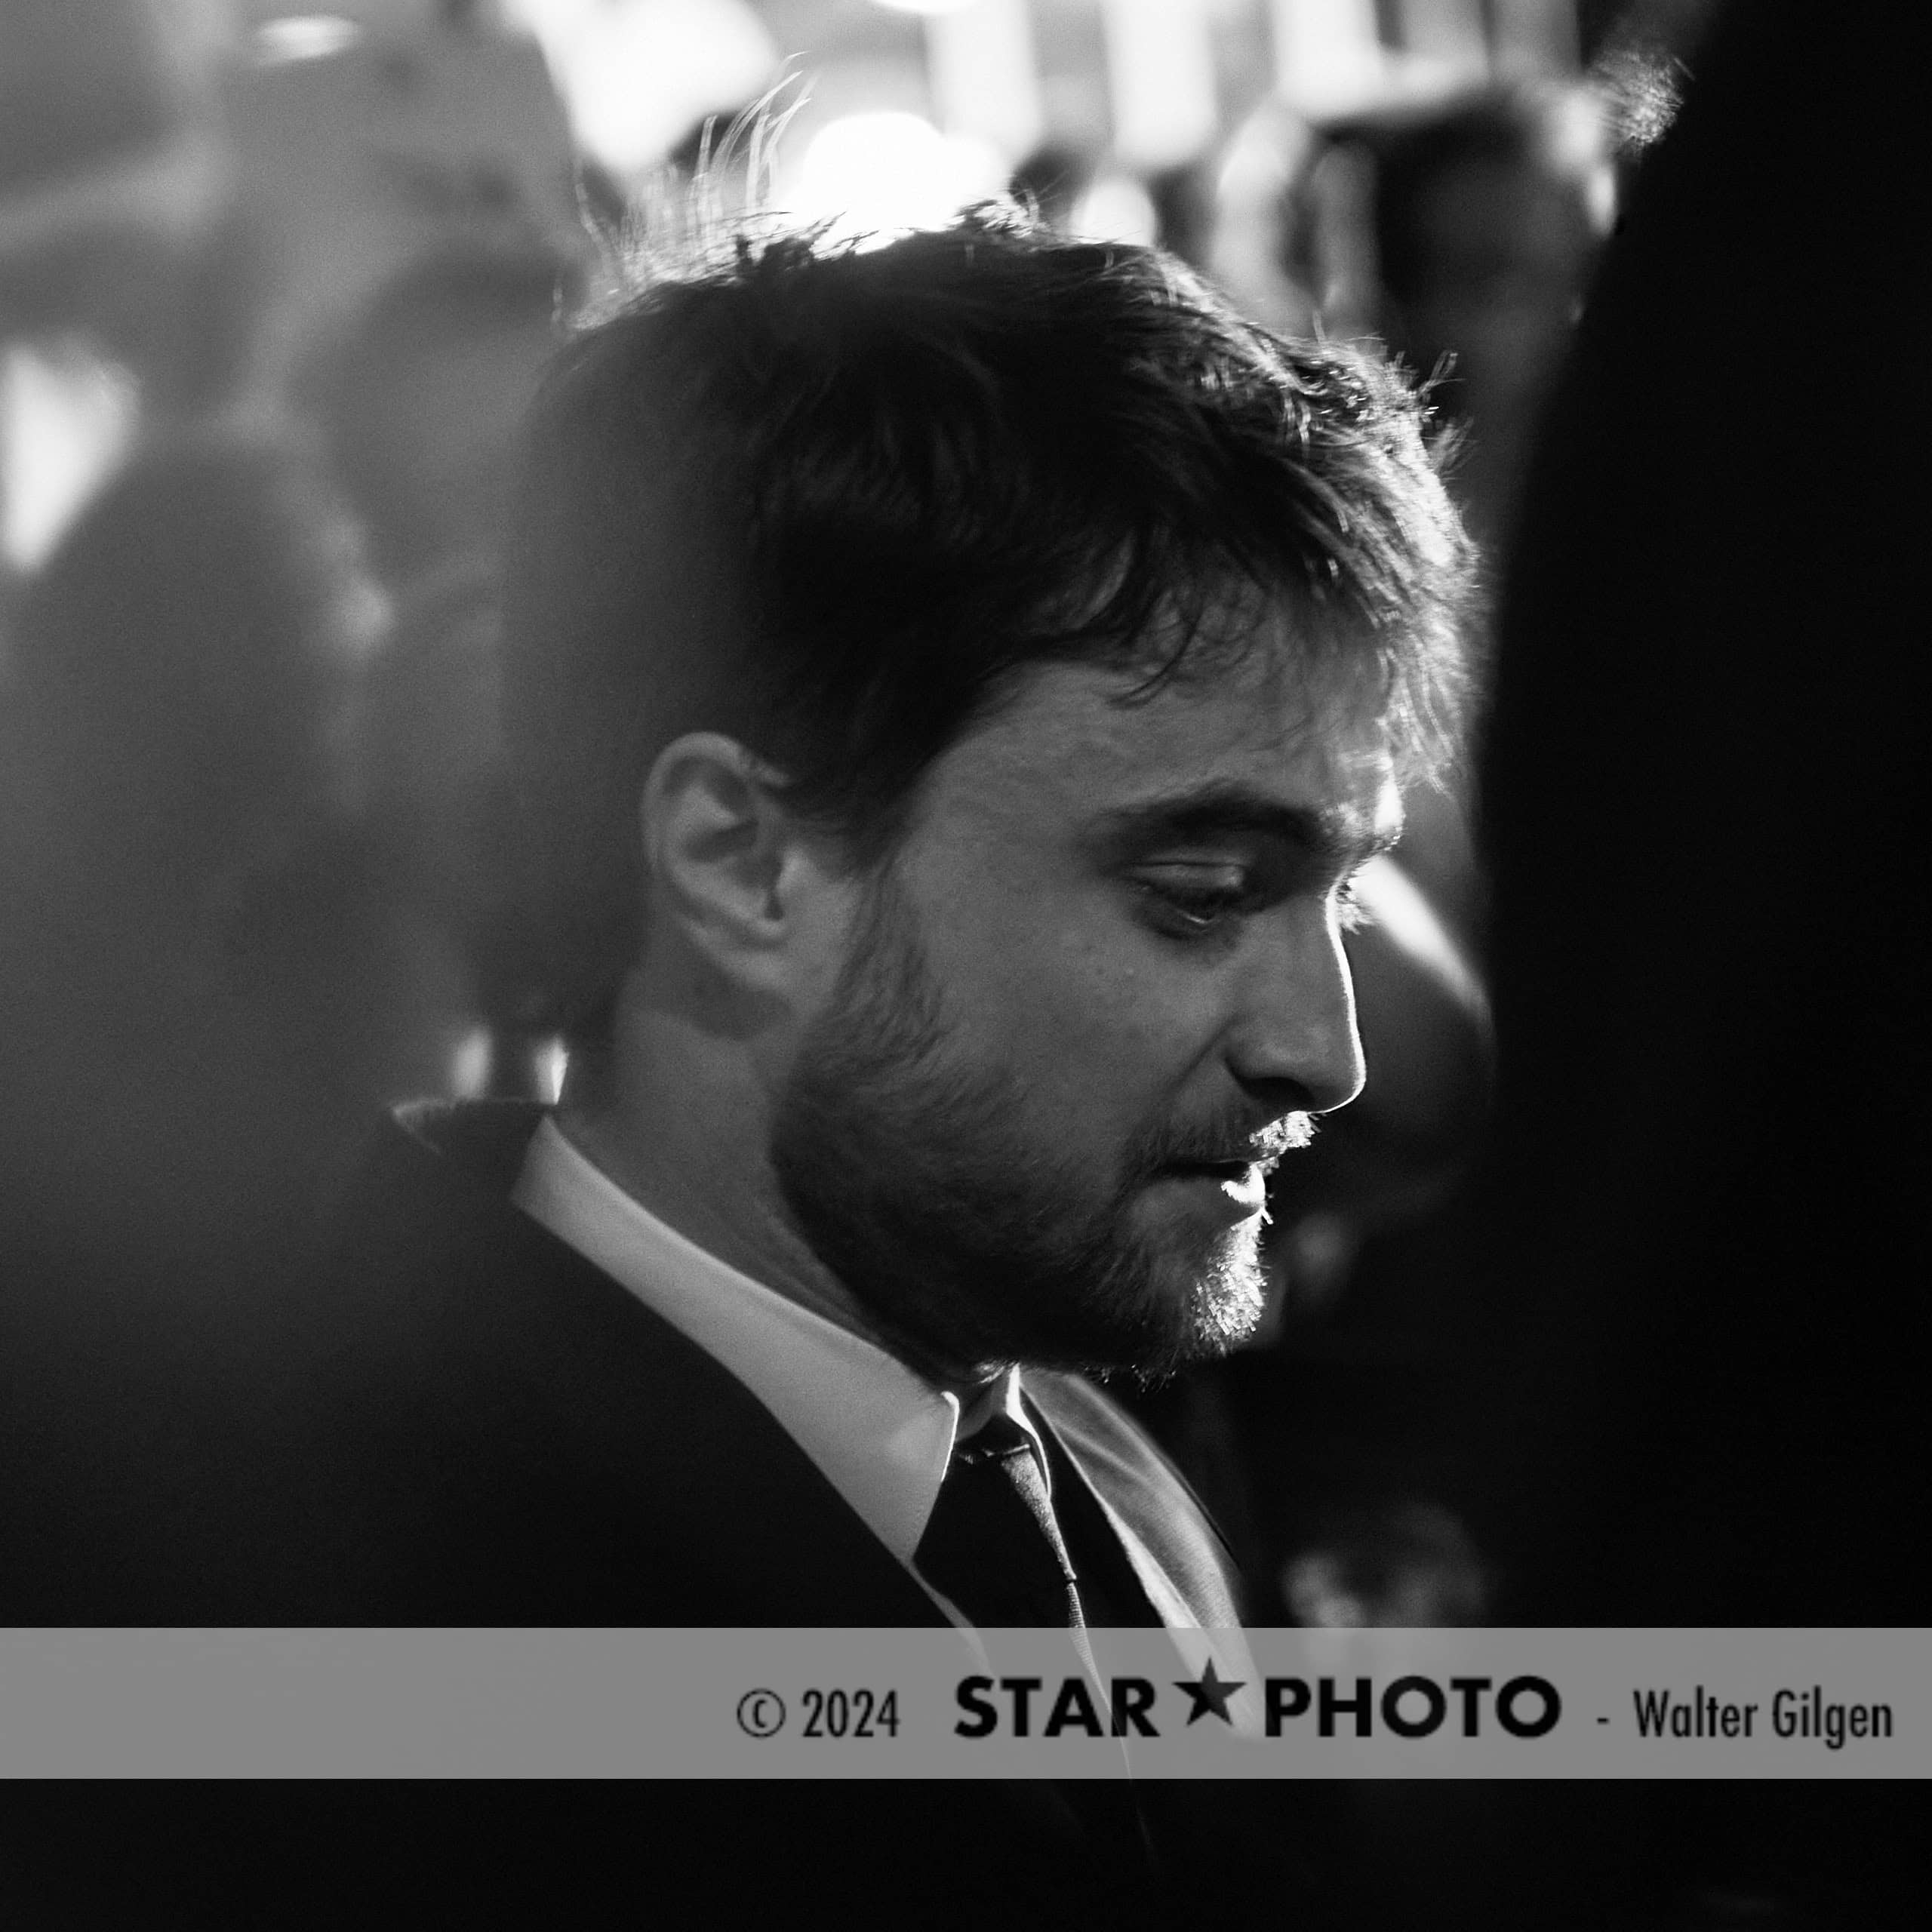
[2,1,1924,1923]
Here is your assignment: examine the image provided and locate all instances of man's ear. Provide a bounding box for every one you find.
[640,732,842,995]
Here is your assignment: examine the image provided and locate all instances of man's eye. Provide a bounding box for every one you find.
[1136,872,1248,936]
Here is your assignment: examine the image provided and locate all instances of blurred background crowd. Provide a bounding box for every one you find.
[2,1,1923,1921]
[0,0,1650,1559]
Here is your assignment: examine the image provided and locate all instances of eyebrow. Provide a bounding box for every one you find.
[1091,782,1402,875]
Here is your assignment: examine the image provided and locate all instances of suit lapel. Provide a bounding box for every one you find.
[1025,1370,1246,1627]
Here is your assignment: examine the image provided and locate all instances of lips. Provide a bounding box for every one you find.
[1146,1117,1303,1191]
[1160,1158,1269,1195]
[1163,1149,1280,1183]
[1155,1160,1270,1217]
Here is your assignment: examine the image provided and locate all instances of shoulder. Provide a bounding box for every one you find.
[263,1102,949,1625]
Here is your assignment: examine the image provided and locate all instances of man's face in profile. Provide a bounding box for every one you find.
[771,619,1401,1382]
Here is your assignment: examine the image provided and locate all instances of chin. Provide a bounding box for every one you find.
[1106,1223,1269,1380]
[1179,1244,1269,1355]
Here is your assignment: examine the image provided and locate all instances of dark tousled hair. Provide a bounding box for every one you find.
[500,203,1475,1041]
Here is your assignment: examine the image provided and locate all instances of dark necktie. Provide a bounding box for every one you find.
[913,1412,1084,1628]
[915,1412,1163,1876]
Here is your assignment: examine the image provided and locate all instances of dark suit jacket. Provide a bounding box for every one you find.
[210,1098,1241,1630]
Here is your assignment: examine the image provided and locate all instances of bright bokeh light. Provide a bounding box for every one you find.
[0,346,140,574]
[1069,172,1158,246]
[789,113,1006,247]
[1103,0,1218,171]
[868,0,979,16]
[1269,0,1390,119]
[506,0,778,176]
[252,15,365,63]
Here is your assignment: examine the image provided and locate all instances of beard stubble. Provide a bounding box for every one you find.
[768,866,1275,1383]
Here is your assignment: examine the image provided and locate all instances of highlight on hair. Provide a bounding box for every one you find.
[500,188,1477,1039]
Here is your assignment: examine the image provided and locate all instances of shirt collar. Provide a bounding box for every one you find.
[511,1115,1036,1564]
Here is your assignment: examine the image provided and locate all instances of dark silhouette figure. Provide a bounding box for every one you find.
[1358,2,1927,1924]
[1469,0,1928,1633]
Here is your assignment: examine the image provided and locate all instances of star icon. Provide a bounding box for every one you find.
[1174,1657,1245,1726]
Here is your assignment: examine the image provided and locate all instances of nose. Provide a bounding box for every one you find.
[1224,900,1367,1116]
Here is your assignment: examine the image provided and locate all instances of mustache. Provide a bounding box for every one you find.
[1133,1109,1314,1177]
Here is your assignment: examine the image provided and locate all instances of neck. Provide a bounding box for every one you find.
[555,988,1004,1402]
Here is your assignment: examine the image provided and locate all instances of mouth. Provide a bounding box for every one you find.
[1156,1159,1270,1215]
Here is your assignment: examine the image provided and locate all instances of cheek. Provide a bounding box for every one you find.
[935,898,1213,1134]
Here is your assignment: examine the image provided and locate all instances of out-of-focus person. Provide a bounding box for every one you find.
[217,0,591,411]
[0,429,478,1549]
[0,426,500,1635]
[304,242,570,1097]
[1214,81,1613,560]
[1318,84,1611,555]
[303,242,565,601]
[1,0,248,599]
[0,432,431,1266]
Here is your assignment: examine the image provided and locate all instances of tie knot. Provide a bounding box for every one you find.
[952,1411,1036,1469]
[915,1409,1082,1628]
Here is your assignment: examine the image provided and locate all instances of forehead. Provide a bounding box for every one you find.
[912,623,1401,855]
